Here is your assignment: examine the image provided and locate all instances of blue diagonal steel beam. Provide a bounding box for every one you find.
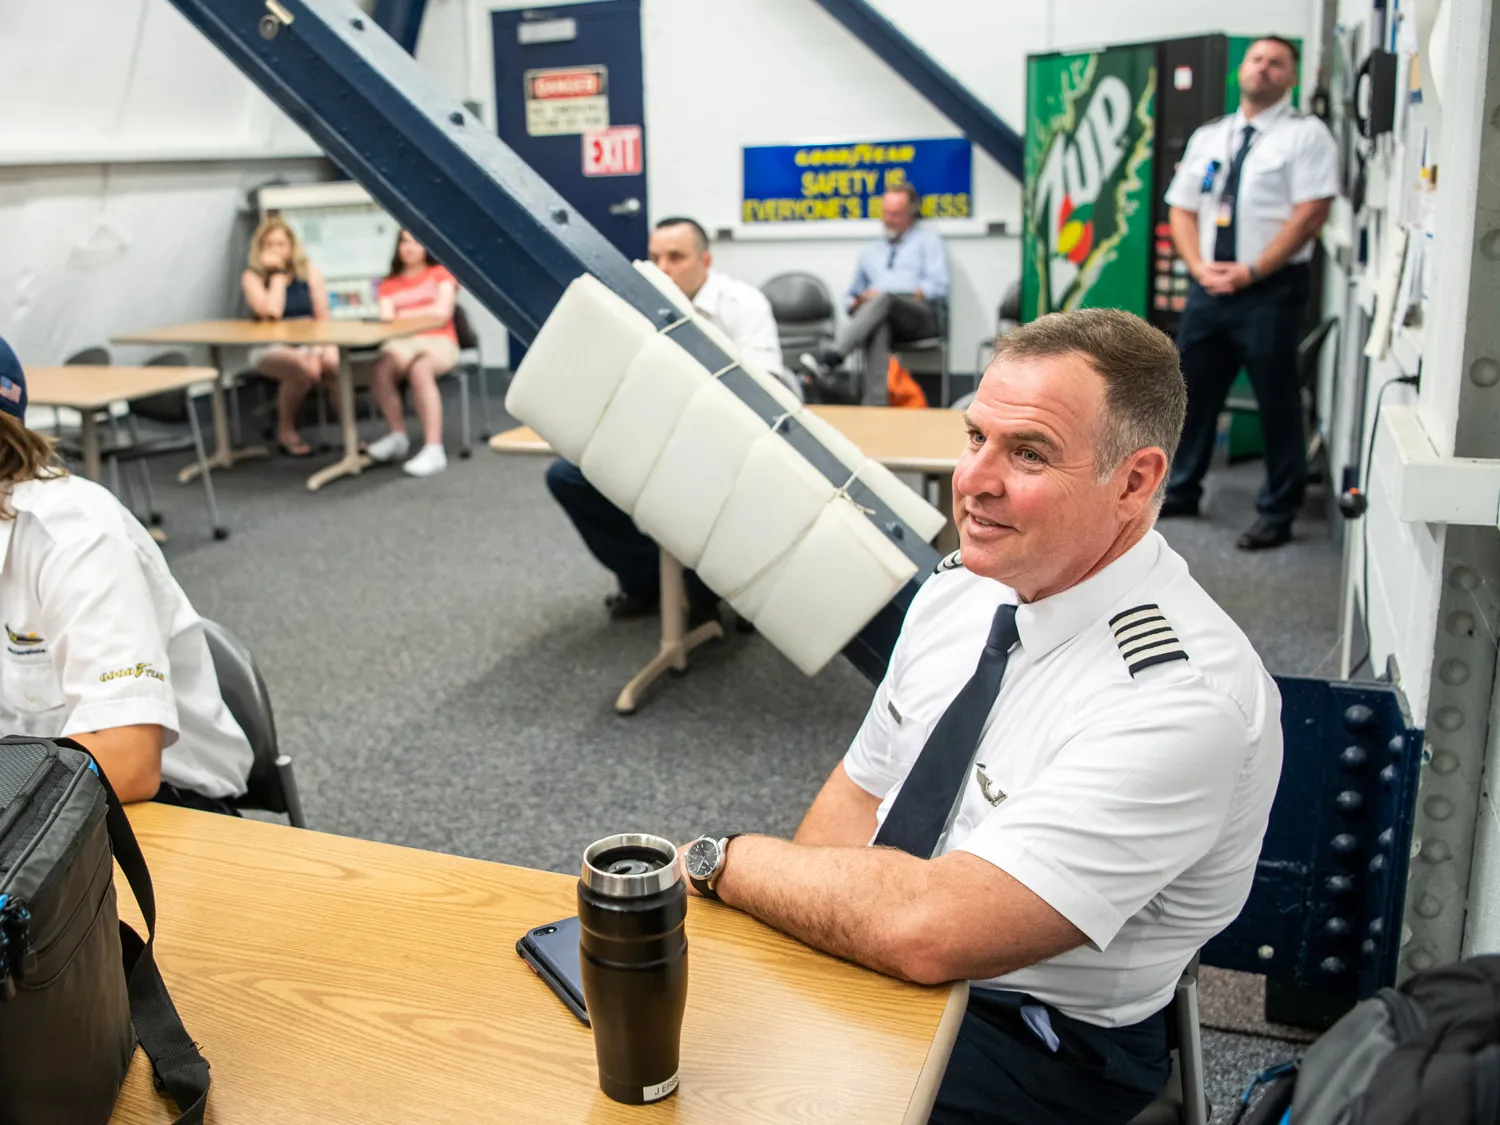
[811,0,1023,179]
[166,0,936,682]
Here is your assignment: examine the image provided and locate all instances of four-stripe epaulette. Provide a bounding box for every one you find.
[933,550,965,574]
[1109,603,1188,677]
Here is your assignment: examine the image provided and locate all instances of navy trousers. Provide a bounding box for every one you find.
[1166,263,1311,526]
[930,989,1170,1125]
[544,458,717,610]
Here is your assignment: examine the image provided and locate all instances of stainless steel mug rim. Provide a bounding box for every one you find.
[581,833,682,898]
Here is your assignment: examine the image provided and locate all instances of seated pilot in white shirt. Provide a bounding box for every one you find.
[545,215,797,624]
[675,309,1283,1125]
[0,337,252,811]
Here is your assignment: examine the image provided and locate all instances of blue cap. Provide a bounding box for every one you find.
[0,338,25,423]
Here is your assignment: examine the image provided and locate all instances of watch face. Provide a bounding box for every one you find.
[685,837,720,880]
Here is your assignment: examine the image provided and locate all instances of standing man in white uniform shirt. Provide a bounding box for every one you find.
[0,337,252,811]
[546,216,796,623]
[1160,36,1339,550]
[678,309,1283,1124]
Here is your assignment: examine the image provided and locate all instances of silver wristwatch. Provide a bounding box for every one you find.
[684,835,739,901]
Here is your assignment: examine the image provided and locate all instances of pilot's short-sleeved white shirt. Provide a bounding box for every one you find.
[0,475,252,798]
[1165,96,1339,267]
[843,531,1282,1027]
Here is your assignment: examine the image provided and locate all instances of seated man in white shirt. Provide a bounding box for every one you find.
[677,309,1282,1124]
[546,216,797,623]
[0,337,253,811]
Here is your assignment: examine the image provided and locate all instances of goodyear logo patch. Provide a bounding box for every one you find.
[99,662,166,684]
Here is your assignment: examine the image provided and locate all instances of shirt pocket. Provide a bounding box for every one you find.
[1248,153,1291,205]
[4,651,66,724]
[873,693,936,819]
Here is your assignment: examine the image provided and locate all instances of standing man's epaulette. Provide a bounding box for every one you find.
[934,550,965,574]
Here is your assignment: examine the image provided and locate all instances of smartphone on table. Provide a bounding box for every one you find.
[516,915,589,1026]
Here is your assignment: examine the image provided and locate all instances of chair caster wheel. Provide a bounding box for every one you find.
[459,448,473,459]
[480,432,492,442]
[213,527,230,541]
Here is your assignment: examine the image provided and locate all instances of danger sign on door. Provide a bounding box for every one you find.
[524,65,609,136]
[583,125,643,177]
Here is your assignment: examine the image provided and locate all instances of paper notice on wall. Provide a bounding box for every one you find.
[524,66,609,136]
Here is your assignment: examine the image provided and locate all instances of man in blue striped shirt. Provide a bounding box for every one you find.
[802,182,950,405]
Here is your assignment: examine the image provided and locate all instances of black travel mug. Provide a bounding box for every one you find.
[577,833,688,1105]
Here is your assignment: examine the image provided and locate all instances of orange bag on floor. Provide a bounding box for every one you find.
[887,356,928,409]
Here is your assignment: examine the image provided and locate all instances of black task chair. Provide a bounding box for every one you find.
[894,297,951,405]
[103,351,227,540]
[200,619,308,829]
[453,303,493,444]
[975,280,1023,374]
[1128,957,1208,1125]
[762,271,837,376]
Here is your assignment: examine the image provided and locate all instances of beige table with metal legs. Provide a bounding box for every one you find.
[113,317,444,491]
[490,404,967,712]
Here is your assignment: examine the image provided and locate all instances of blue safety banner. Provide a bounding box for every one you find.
[742,138,972,224]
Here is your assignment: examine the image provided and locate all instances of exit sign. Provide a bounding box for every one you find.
[583,125,643,177]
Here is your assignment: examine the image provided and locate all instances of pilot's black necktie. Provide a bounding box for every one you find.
[873,603,1021,859]
[1212,124,1257,263]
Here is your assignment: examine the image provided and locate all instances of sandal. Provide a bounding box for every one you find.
[277,438,313,458]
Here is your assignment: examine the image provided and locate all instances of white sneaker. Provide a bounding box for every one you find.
[402,443,448,478]
[367,430,410,464]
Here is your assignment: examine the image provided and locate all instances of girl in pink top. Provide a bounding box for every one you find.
[366,230,459,478]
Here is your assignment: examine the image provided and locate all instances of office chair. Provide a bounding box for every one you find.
[974,280,1023,375]
[894,297,950,406]
[102,351,227,541]
[761,272,837,376]
[453,303,492,444]
[1128,956,1209,1125]
[200,618,308,829]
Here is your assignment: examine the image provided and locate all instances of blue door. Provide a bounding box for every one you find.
[491,1,647,256]
[492,1,647,362]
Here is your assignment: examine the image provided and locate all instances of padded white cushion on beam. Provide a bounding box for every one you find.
[750,496,919,676]
[632,381,768,568]
[794,411,947,544]
[580,334,712,513]
[633,259,694,317]
[740,358,804,413]
[695,431,837,598]
[503,274,656,462]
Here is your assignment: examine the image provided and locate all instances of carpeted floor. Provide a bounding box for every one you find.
[130,381,1336,1122]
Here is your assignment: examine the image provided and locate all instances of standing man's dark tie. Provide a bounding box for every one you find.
[1212,124,1257,264]
[873,603,1021,858]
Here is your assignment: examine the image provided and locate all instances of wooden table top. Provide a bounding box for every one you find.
[24,365,219,410]
[113,317,446,349]
[492,404,969,473]
[111,805,964,1125]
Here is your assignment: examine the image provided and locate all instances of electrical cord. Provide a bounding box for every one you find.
[1346,374,1419,677]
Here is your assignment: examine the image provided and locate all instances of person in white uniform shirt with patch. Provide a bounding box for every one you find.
[1160,36,1338,550]
[677,309,1282,1124]
[547,215,799,623]
[0,337,252,812]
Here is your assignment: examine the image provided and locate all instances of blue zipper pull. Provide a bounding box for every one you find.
[0,898,32,1001]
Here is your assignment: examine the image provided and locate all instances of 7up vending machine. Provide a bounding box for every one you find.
[1023,35,1289,333]
[1022,45,1160,323]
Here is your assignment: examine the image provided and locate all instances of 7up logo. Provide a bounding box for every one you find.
[1030,64,1154,312]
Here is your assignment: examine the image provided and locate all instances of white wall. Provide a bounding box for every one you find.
[0,0,336,366]
[420,0,1315,369]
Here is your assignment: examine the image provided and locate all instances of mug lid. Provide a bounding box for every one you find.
[581,833,681,898]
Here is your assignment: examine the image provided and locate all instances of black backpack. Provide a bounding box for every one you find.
[0,736,209,1123]
[1234,956,1500,1125]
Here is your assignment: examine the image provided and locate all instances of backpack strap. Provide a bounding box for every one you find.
[76,746,210,1124]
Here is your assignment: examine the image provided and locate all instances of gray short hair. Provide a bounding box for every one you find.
[990,308,1186,500]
